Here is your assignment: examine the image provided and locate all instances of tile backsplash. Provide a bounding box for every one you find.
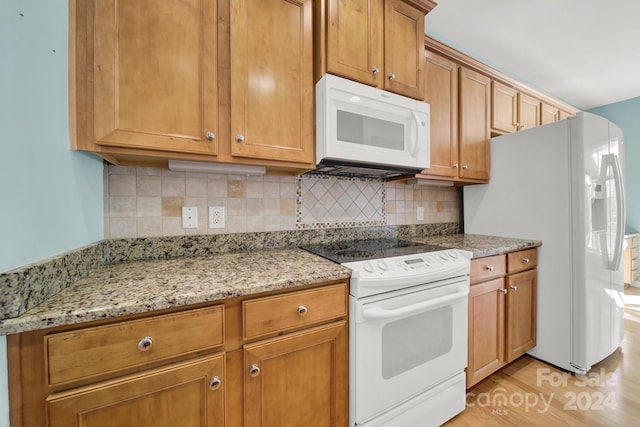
[104,164,459,239]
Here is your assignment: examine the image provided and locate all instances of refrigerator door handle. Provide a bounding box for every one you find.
[609,153,625,271]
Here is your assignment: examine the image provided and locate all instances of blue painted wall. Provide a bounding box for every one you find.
[589,97,640,233]
[0,1,104,425]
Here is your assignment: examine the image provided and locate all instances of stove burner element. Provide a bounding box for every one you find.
[335,250,377,260]
[300,238,448,263]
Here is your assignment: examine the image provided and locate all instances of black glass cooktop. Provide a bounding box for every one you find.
[300,239,448,264]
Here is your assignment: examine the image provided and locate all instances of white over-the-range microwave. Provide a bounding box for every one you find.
[313,74,430,180]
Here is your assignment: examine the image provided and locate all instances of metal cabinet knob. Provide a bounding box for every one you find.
[499,289,507,294]
[462,165,469,170]
[453,163,459,169]
[388,72,395,80]
[510,285,518,291]
[249,364,260,378]
[485,265,494,271]
[209,376,222,390]
[372,66,379,75]
[297,305,308,316]
[137,336,153,352]
[522,257,530,263]
[235,134,245,142]
[205,131,215,141]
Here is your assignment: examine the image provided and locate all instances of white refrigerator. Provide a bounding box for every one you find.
[464,111,625,374]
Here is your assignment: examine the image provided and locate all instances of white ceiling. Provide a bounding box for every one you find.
[424,0,640,111]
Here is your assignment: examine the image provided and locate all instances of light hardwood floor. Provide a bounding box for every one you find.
[445,286,640,426]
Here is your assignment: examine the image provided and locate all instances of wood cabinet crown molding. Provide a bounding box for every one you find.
[423,35,578,116]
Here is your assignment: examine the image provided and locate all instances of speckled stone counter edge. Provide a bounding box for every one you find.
[0,223,459,320]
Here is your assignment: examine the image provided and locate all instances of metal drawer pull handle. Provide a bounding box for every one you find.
[372,66,379,75]
[137,336,153,352]
[522,257,530,263]
[235,134,245,142]
[297,305,308,316]
[249,364,260,378]
[388,72,395,80]
[463,165,469,170]
[453,163,459,169]
[485,265,494,271]
[500,289,507,294]
[205,131,215,140]
[209,376,222,390]
[510,285,518,291]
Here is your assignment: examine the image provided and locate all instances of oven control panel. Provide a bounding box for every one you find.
[353,250,464,274]
[344,249,472,298]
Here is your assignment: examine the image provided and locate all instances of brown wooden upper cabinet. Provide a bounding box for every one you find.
[417,53,490,184]
[541,102,560,125]
[458,67,491,182]
[315,0,436,100]
[229,0,315,164]
[491,81,541,134]
[79,0,219,157]
[70,0,315,171]
[420,50,459,180]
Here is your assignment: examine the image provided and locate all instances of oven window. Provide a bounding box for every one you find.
[381,306,453,379]
[337,110,405,150]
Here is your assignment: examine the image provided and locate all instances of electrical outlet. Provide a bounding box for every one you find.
[416,206,424,221]
[209,206,225,229]
[182,207,198,229]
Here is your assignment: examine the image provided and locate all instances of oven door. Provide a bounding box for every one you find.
[350,277,469,425]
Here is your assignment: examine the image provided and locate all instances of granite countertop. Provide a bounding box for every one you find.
[0,249,351,335]
[0,226,541,336]
[409,234,542,258]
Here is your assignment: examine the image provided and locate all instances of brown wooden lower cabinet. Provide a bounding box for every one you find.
[467,277,505,387]
[47,354,225,427]
[244,322,348,426]
[9,280,349,427]
[466,249,538,388]
[505,269,537,363]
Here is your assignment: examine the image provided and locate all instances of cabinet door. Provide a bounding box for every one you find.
[47,354,225,427]
[517,93,541,131]
[230,0,314,164]
[326,0,381,87]
[244,322,348,426]
[491,81,518,134]
[467,278,505,388]
[558,110,573,120]
[459,67,491,181]
[541,102,560,125]
[383,0,425,99]
[93,0,217,155]
[422,50,458,178]
[505,269,537,362]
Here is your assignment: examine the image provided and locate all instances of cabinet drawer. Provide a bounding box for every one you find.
[507,248,538,273]
[471,255,506,284]
[243,284,347,340]
[46,306,224,386]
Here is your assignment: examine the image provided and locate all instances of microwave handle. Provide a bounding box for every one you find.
[409,112,421,157]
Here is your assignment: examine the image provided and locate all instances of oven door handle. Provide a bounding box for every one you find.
[361,287,469,321]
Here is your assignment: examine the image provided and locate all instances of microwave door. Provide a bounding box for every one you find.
[328,93,428,168]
